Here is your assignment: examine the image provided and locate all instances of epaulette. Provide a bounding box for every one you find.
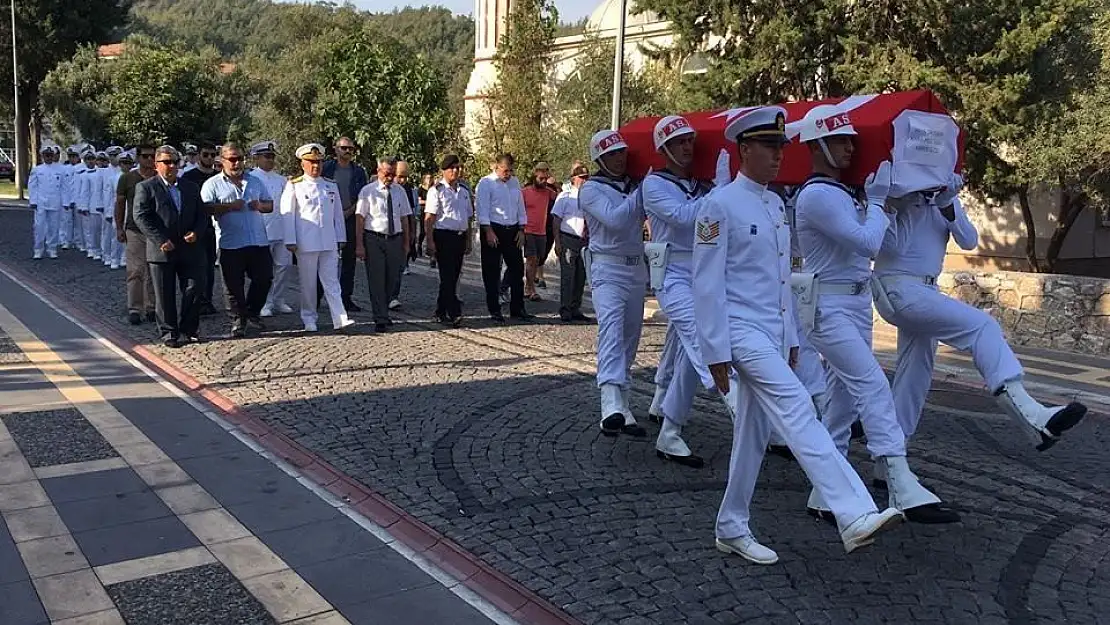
[290,175,304,183]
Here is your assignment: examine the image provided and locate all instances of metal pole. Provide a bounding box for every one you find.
[608,0,627,130]
[10,0,24,199]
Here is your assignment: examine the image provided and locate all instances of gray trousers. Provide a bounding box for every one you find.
[364,231,405,323]
[558,231,587,318]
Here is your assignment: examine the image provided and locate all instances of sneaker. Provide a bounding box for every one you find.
[389,299,402,310]
[429,259,437,269]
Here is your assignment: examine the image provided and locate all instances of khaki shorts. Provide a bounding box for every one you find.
[523,233,547,259]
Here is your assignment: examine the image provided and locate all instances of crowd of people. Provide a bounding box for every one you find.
[25,112,1091,565]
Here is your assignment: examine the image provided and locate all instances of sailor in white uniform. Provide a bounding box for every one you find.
[694,106,903,564]
[59,146,81,249]
[793,104,958,524]
[642,115,721,467]
[578,130,649,438]
[249,140,295,317]
[28,144,65,259]
[875,179,1087,454]
[76,150,103,259]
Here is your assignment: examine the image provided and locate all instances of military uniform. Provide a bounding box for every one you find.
[28,146,65,259]
[76,152,102,258]
[249,141,294,317]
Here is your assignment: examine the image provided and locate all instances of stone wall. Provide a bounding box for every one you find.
[909,270,1110,355]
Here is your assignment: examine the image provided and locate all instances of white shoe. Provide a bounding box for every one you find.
[110,263,121,270]
[996,379,1087,450]
[303,323,318,332]
[32,252,42,260]
[840,508,904,553]
[334,318,355,331]
[403,267,411,275]
[655,419,692,457]
[389,299,402,310]
[48,251,58,259]
[715,535,779,564]
[260,306,274,318]
[276,303,294,314]
[92,254,102,261]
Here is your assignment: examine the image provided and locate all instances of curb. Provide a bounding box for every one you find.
[0,259,583,625]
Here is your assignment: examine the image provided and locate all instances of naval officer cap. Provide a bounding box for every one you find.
[94,150,109,159]
[65,145,79,156]
[249,140,277,156]
[183,143,198,155]
[295,143,326,162]
[724,106,790,145]
[106,145,123,157]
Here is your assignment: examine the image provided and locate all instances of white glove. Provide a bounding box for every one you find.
[714,149,731,187]
[864,160,892,206]
[934,173,964,208]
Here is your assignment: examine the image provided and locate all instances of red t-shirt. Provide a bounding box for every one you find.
[522,185,555,235]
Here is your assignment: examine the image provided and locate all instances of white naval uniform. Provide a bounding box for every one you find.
[100,167,123,267]
[28,162,65,256]
[874,195,1021,439]
[577,174,646,422]
[795,178,904,458]
[281,174,350,329]
[642,173,715,426]
[59,162,78,248]
[76,166,101,257]
[693,174,877,538]
[252,168,292,311]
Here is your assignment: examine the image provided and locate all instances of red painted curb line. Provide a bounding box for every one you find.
[0,260,583,625]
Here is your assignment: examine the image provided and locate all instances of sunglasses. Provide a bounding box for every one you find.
[337,146,355,151]
[224,157,243,163]
[156,160,178,165]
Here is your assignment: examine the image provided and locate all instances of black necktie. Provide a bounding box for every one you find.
[386,186,396,235]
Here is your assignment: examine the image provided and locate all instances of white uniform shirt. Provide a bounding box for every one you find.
[356,180,413,235]
[874,196,977,278]
[425,180,473,231]
[642,173,710,254]
[693,175,797,366]
[577,176,644,257]
[280,175,346,253]
[251,168,288,242]
[550,188,586,237]
[475,173,527,227]
[795,179,889,284]
[28,163,65,210]
[61,163,78,208]
[75,166,99,212]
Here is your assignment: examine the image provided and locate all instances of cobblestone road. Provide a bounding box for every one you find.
[2,207,1109,625]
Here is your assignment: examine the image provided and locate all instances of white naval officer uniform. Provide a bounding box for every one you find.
[58,152,80,249]
[28,154,65,258]
[100,164,123,268]
[250,143,293,316]
[76,159,102,258]
[280,164,352,332]
[577,172,647,429]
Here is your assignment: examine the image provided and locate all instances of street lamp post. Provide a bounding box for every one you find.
[10,0,24,199]
[608,0,627,130]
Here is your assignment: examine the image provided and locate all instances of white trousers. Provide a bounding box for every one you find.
[33,209,61,254]
[590,261,647,388]
[792,291,827,396]
[85,212,103,256]
[882,280,1024,439]
[716,327,877,539]
[59,207,75,247]
[101,218,121,265]
[265,241,292,308]
[808,292,905,458]
[73,212,87,250]
[656,263,714,426]
[296,249,349,328]
[654,323,679,389]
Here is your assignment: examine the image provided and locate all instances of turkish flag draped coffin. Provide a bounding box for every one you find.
[619,90,965,194]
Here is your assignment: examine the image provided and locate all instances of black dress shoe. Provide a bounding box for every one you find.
[490,313,506,324]
[145,311,157,323]
[128,312,142,325]
[230,321,246,338]
[560,315,573,323]
[199,302,218,316]
[807,507,837,524]
[621,423,647,438]
[903,503,961,524]
[767,444,795,461]
[246,317,265,332]
[511,312,535,322]
[600,413,623,437]
[374,323,389,333]
[162,335,181,348]
[1037,402,1088,451]
[571,313,595,323]
[451,316,463,328]
[345,301,363,313]
[657,450,705,468]
[182,335,201,345]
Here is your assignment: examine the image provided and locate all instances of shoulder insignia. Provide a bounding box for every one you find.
[290,175,304,183]
[696,217,720,244]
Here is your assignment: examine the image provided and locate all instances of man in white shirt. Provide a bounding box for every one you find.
[424,154,473,326]
[28,144,65,260]
[355,157,412,332]
[550,163,592,323]
[475,153,533,323]
[249,141,295,318]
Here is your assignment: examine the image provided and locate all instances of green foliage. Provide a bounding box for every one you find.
[129,0,264,57]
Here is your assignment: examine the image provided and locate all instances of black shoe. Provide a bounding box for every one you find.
[1037,402,1088,451]
[385,319,394,326]
[128,312,142,326]
[451,316,463,328]
[145,311,157,323]
[536,279,547,289]
[511,312,535,322]
[345,301,363,313]
[600,413,624,437]
[560,314,573,323]
[490,313,506,324]
[230,321,246,338]
[429,259,437,268]
[571,313,595,323]
[767,444,795,461]
[199,302,218,316]
[622,423,648,438]
[182,334,201,344]
[246,317,265,332]
[656,450,704,468]
[903,503,962,524]
[162,334,181,348]
[374,323,389,333]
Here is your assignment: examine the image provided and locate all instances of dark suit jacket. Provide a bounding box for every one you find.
[133,176,208,263]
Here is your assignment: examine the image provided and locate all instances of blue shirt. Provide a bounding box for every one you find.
[200,172,272,249]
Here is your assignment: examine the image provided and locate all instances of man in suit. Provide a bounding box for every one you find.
[134,145,209,348]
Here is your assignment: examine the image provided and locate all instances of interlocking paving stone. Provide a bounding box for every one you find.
[3,209,1110,625]
[106,562,275,625]
[0,579,48,625]
[1,408,118,468]
[40,467,149,505]
[72,516,201,567]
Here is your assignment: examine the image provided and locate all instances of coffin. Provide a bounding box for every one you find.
[619,90,965,195]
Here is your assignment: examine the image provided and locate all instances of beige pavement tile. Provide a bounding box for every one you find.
[16,533,90,578]
[132,460,192,488]
[0,480,50,512]
[53,608,126,625]
[114,441,171,467]
[0,452,35,485]
[96,423,150,449]
[32,569,114,621]
[209,536,287,580]
[156,482,220,515]
[178,508,252,545]
[33,457,128,480]
[3,505,69,542]
[94,546,215,586]
[240,569,331,623]
[287,610,352,625]
[72,402,127,430]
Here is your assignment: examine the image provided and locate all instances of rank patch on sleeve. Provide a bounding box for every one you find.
[696,218,720,244]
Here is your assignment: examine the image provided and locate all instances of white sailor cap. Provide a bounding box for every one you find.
[723,106,790,144]
[183,143,198,155]
[105,145,123,157]
[94,150,109,159]
[65,144,80,155]
[118,149,136,162]
[249,140,277,156]
[295,143,326,162]
[39,143,58,154]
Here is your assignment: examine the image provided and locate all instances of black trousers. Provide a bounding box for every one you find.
[481,224,525,316]
[543,205,556,263]
[201,226,217,305]
[149,254,206,338]
[433,229,466,319]
[220,245,273,322]
[415,211,427,260]
[339,214,356,304]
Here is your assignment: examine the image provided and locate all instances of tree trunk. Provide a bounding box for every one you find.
[1043,182,1088,274]
[1017,185,1042,272]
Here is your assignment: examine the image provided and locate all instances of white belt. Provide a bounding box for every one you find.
[878,274,937,289]
[668,250,692,260]
[590,251,643,266]
[817,280,870,296]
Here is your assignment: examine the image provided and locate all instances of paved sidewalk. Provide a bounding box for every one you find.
[0,273,506,624]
